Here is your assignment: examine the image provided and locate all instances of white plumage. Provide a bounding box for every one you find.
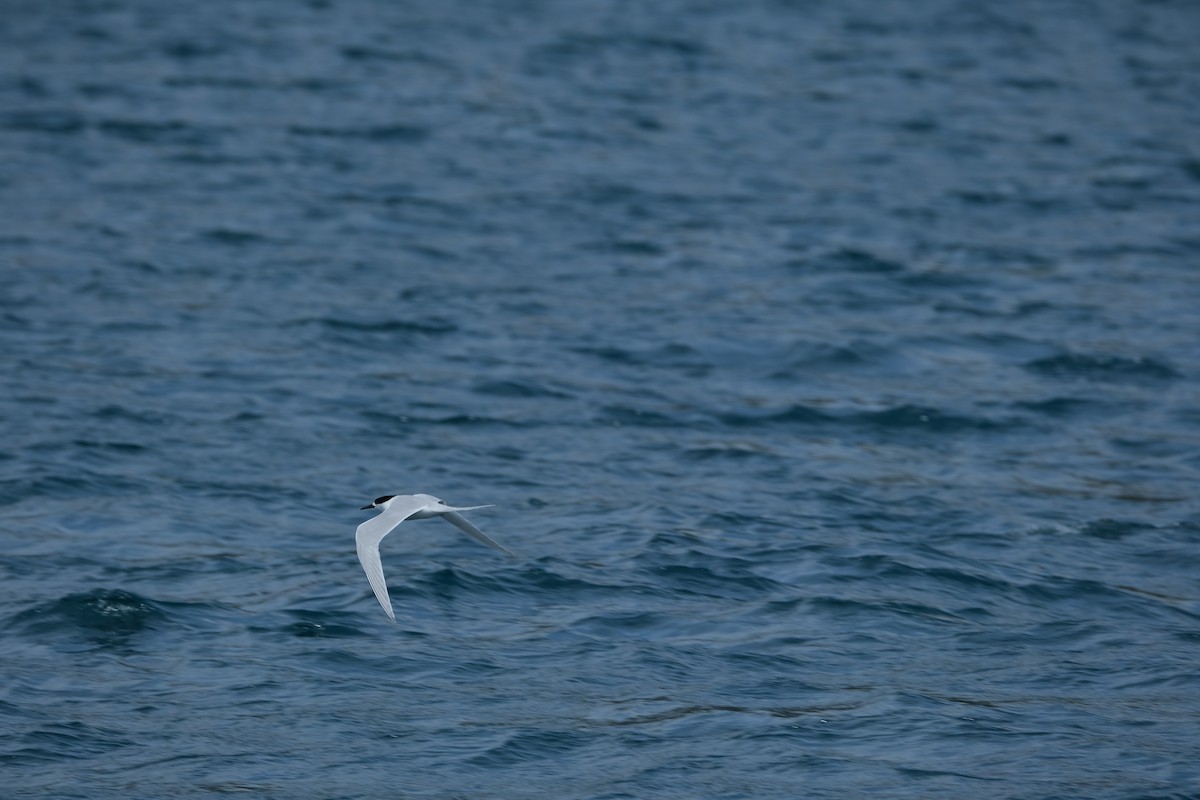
[355,493,515,622]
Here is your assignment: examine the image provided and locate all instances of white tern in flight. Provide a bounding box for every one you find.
[356,493,516,621]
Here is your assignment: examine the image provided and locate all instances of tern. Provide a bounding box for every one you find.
[356,493,515,621]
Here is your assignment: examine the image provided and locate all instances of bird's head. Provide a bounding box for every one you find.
[360,494,397,510]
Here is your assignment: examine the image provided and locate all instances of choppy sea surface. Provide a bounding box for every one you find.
[3,1,1200,798]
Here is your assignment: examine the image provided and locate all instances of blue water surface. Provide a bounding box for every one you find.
[2,1,1200,798]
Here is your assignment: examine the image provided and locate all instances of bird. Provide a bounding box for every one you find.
[356,493,516,621]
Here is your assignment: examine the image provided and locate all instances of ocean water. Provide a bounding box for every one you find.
[2,1,1199,797]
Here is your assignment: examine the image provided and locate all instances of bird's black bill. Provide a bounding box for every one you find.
[360,504,374,510]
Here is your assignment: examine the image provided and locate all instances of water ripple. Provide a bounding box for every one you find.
[2,0,1198,797]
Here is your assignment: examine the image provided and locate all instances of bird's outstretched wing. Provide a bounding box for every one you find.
[441,511,518,557]
[355,495,429,622]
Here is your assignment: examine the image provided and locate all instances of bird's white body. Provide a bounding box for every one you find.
[355,493,515,622]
